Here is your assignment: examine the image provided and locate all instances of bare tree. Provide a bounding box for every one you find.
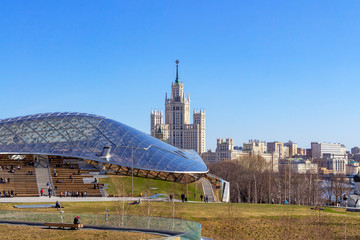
[209,155,324,206]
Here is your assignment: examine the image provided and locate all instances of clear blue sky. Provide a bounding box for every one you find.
[1,1,359,150]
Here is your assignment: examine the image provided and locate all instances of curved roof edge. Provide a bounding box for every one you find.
[0,112,208,174]
[0,151,208,174]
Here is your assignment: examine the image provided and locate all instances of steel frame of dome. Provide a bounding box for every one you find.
[0,112,208,176]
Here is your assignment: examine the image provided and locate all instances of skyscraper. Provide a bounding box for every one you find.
[150,60,206,154]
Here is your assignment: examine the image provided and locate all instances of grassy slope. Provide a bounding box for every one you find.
[3,201,360,239]
[100,175,202,201]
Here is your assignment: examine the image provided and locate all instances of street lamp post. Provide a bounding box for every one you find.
[131,144,134,196]
[114,144,153,196]
[195,183,197,200]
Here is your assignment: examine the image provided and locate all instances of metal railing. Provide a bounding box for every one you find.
[0,210,201,240]
[47,162,56,197]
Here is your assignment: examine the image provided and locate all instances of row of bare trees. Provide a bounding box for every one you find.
[209,155,351,205]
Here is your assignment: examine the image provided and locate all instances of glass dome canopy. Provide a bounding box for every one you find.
[0,112,208,173]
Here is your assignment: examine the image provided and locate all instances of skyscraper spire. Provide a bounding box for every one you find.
[150,60,206,154]
[175,59,180,84]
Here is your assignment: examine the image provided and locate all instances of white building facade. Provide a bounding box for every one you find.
[216,138,239,162]
[243,140,267,155]
[202,138,238,163]
[203,138,279,172]
[150,60,206,154]
[280,160,318,174]
[323,153,348,175]
[311,142,346,159]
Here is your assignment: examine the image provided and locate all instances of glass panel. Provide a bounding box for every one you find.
[0,113,208,173]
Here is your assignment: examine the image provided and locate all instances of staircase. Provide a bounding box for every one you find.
[222,180,230,202]
[201,178,216,202]
[79,160,108,197]
[34,155,52,196]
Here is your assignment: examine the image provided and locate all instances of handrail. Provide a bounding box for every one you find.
[0,211,202,239]
[47,161,55,197]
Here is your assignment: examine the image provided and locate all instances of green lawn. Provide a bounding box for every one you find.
[100,175,203,201]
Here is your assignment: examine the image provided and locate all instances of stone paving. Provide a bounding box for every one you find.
[0,196,212,203]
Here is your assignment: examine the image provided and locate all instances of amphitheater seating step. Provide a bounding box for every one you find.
[48,157,102,197]
[0,156,38,197]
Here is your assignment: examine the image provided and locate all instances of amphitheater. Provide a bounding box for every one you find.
[0,112,221,239]
[0,112,210,197]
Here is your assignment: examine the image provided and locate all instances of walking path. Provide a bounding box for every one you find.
[201,178,215,202]
[0,196,216,203]
[0,196,141,203]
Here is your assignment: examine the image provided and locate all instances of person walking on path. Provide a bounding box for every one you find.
[181,193,185,202]
[200,194,203,201]
[40,189,43,196]
[48,188,52,198]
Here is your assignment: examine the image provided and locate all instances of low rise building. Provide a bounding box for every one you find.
[346,161,359,175]
[297,148,307,156]
[320,167,333,175]
[279,159,318,174]
[202,138,239,163]
[203,138,279,172]
[322,153,348,175]
[283,146,290,158]
[201,150,216,164]
[243,140,267,155]
[260,152,279,172]
[267,141,285,159]
[284,141,298,157]
[216,138,238,162]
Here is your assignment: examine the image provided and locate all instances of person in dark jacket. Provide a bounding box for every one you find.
[55,201,61,210]
[181,193,185,202]
[74,216,80,224]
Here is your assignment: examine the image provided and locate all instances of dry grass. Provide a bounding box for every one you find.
[0,224,159,240]
[2,201,360,239]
